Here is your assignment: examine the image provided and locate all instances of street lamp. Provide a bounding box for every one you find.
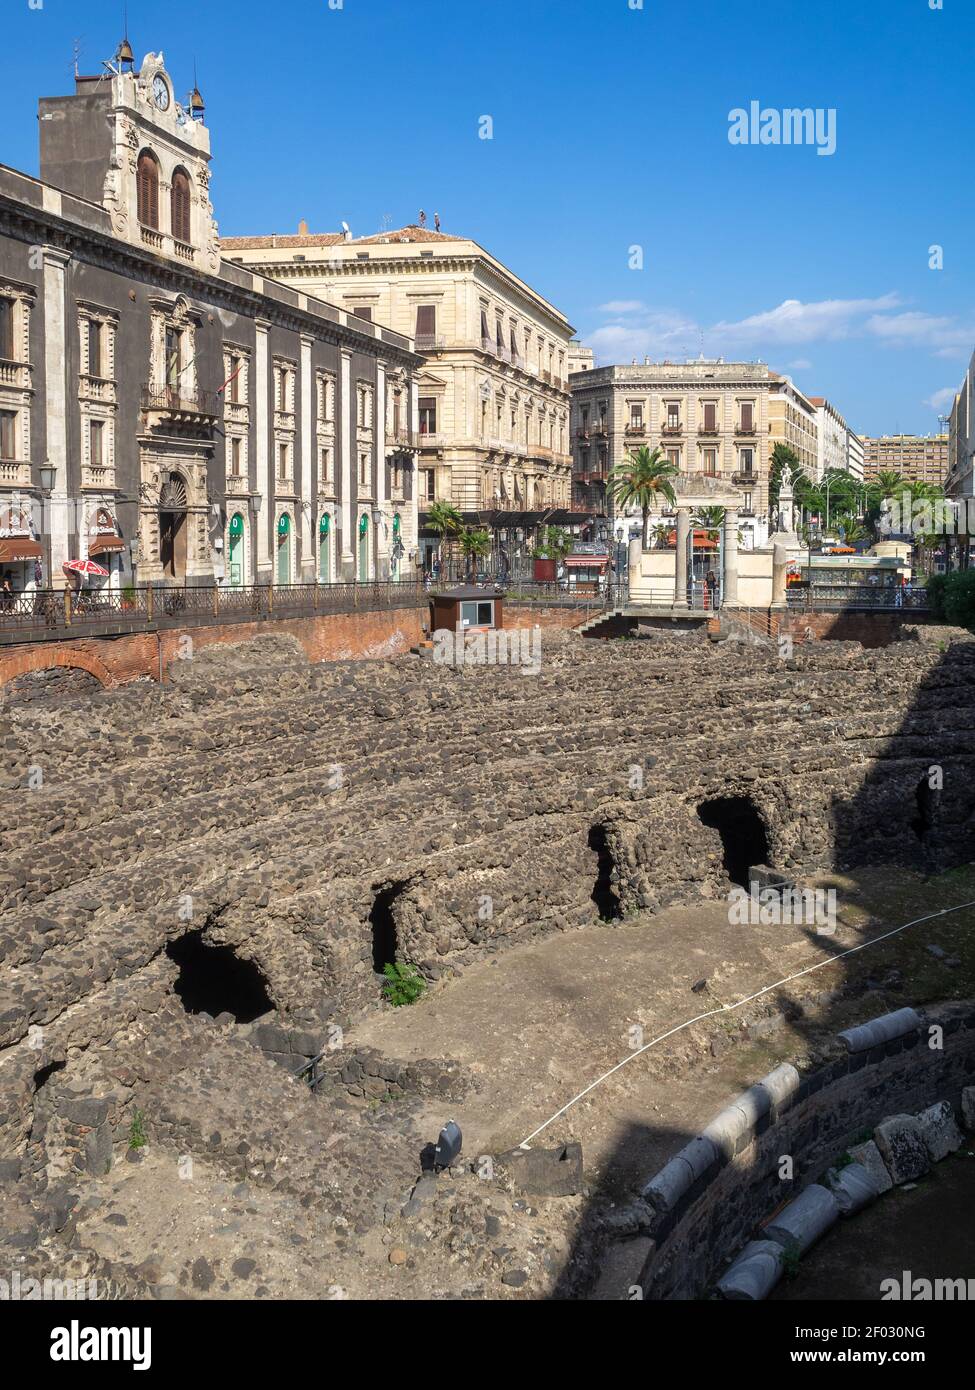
[249,492,263,518]
[38,464,56,493]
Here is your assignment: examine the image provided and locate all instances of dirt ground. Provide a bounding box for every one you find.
[349,864,975,1199]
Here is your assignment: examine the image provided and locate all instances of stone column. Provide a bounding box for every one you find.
[675,506,690,607]
[299,334,314,582]
[375,361,388,578]
[723,506,740,607]
[43,248,71,585]
[340,349,354,578]
[254,319,271,581]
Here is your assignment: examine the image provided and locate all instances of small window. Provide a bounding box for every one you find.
[0,299,15,360]
[460,600,494,628]
[419,397,437,435]
[88,320,102,377]
[353,306,373,322]
[89,419,104,467]
[0,409,17,460]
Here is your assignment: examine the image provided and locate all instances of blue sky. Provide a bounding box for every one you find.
[2,0,971,435]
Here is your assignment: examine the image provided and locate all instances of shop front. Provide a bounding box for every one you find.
[85,507,126,590]
[0,505,44,601]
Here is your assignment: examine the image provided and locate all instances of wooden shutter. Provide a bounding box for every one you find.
[171,170,191,244]
[415,305,436,337]
[137,152,159,229]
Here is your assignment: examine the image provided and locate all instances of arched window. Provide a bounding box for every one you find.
[171,168,191,245]
[137,150,160,229]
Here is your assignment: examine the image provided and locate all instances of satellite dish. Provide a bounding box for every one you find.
[341,220,350,234]
[433,1121,462,1170]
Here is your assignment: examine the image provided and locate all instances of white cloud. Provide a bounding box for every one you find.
[923,386,958,412]
[583,292,975,365]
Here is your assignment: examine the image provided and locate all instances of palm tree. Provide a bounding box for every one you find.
[458,526,491,580]
[651,523,672,549]
[608,446,678,548]
[692,505,726,542]
[426,501,462,576]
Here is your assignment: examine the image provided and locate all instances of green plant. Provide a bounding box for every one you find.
[128,1109,147,1150]
[608,446,679,548]
[780,1241,802,1279]
[532,526,572,562]
[458,526,492,579]
[381,961,426,1007]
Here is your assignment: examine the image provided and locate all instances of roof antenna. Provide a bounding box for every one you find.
[73,37,82,79]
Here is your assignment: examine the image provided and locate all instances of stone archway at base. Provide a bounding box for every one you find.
[0,646,114,692]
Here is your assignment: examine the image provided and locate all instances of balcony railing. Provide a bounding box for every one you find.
[576,427,590,441]
[662,423,682,435]
[417,431,443,448]
[386,427,416,448]
[140,226,164,251]
[625,422,647,435]
[142,385,218,419]
[731,470,757,485]
[79,375,117,404]
[0,459,32,486]
[173,240,195,263]
[698,424,719,436]
[81,465,116,491]
[0,358,31,389]
[415,334,446,352]
[226,473,250,496]
[736,423,757,436]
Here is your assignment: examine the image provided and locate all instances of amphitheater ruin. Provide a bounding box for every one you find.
[1,620,974,1300]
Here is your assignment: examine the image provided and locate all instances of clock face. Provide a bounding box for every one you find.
[152,75,170,111]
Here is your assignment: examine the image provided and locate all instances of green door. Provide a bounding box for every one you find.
[228,512,244,586]
[277,514,291,585]
[319,514,330,583]
[358,514,369,581]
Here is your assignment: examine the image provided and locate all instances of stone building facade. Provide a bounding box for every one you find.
[767,373,819,488]
[863,433,949,487]
[221,223,575,557]
[0,47,420,593]
[569,360,773,550]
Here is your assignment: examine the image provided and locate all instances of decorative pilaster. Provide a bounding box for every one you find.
[42,248,71,585]
[675,506,690,608]
[255,319,271,579]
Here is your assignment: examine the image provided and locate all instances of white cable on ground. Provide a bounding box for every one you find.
[518,898,975,1149]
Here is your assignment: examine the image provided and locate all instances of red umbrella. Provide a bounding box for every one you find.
[63,559,109,577]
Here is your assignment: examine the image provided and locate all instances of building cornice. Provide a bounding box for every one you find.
[0,191,420,369]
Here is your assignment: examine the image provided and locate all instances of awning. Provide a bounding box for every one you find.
[0,539,42,563]
[564,554,608,570]
[87,538,126,557]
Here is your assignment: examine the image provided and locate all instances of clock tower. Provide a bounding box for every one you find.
[39,43,220,274]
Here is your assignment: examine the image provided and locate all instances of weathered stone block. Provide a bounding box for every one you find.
[716,1239,785,1300]
[497,1142,584,1198]
[837,1007,922,1054]
[962,1086,975,1134]
[848,1139,893,1195]
[825,1161,881,1216]
[765,1183,839,1256]
[874,1114,930,1184]
[915,1101,962,1162]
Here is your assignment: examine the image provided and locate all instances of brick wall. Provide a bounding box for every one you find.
[0,605,590,690]
[723,607,935,648]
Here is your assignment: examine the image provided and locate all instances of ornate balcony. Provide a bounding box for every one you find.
[662,423,682,436]
[415,334,446,352]
[79,375,117,405]
[0,358,31,390]
[173,240,195,263]
[0,460,32,487]
[226,473,250,497]
[140,226,164,252]
[141,384,218,429]
[81,464,117,491]
[731,470,757,486]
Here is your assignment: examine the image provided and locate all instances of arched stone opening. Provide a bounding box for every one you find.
[166,930,273,1024]
[697,795,770,890]
[370,881,406,976]
[588,824,622,920]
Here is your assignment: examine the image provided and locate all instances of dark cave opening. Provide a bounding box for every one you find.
[912,773,939,843]
[370,882,404,974]
[33,1060,66,1092]
[588,824,623,920]
[697,795,770,890]
[166,930,273,1024]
